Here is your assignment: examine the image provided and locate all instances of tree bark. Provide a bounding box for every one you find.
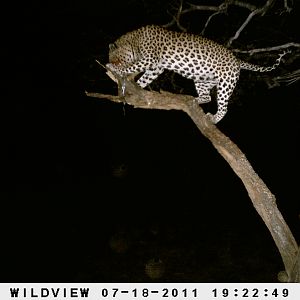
[86,72,299,282]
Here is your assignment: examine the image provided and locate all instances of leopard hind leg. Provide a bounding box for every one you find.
[194,80,217,104]
[207,73,239,124]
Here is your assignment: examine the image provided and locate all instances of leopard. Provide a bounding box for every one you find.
[107,25,286,123]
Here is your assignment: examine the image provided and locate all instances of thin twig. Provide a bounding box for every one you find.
[201,7,227,35]
[232,42,300,54]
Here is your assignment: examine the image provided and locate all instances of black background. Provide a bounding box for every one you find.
[3,0,300,282]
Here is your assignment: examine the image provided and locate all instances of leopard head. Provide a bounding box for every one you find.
[109,34,141,66]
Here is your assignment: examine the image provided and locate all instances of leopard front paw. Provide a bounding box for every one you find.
[195,95,211,104]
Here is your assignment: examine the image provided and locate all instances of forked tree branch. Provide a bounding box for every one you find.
[226,0,276,46]
[166,0,292,47]
[86,69,299,282]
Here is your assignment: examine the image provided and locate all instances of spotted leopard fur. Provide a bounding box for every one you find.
[107,25,286,123]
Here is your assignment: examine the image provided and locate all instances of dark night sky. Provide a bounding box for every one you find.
[3,0,300,282]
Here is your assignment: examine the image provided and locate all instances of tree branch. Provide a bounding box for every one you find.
[266,68,300,88]
[166,0,293,46]
[232,42,300,54]
[226,0,276,47]
[86,69,299,281]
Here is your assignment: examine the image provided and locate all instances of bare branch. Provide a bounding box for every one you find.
[230,0,256,11]
[86,69,299,281]
[283,0,293,13]
[226,0,276,47]
[226,10,259,47]
[274,69,300,85]
[164,1,228,33]
[232,42,300,54]
[201,8,226,35]
[165,0,188,32]
[266,68,300,88]
[95,59,107,70]
[167,0,292,45]
[233,44,299,88]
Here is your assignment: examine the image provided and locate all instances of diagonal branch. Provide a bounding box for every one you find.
[227,0,276,47]
[86,69,299,282]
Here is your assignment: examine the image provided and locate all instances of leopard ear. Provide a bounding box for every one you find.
[109,43,117,51]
